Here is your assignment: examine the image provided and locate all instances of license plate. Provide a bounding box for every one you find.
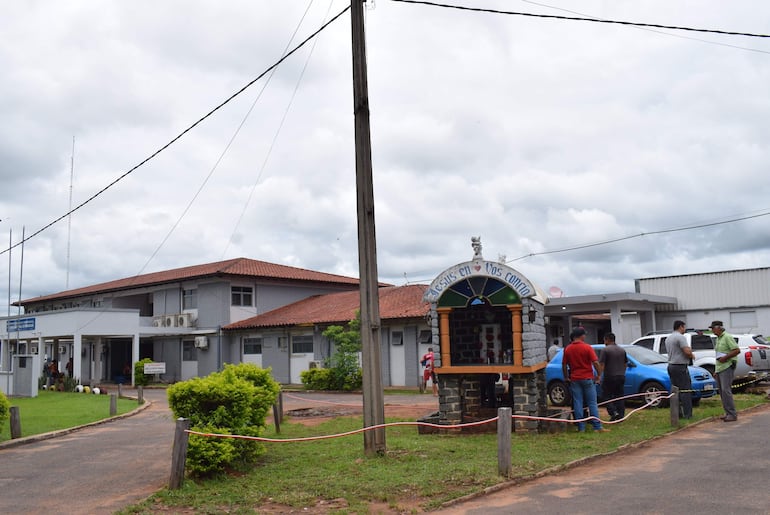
[704,384,714,391]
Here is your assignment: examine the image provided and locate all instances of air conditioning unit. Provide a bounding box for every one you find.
[164,315,177,327]
[152,317,164,327]
[308,361,322,369]
[30,345,38,354]
[177,313,194,327]
[194,336,208,349]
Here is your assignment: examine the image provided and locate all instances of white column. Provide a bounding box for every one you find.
[73,333,82,381]
[132,333,140,386]
[610,304,622,339]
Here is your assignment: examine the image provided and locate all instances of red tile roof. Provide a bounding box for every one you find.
[224,284,430,330]
[21,257,363,304]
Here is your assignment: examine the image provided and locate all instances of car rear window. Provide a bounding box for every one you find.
[634,337,655,350]
[690,335,714,351]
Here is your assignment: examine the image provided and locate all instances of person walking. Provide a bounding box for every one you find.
[710,321,740,422]
[599,333,627,421]
[665,320,694,419]
[561,327,609,432]
[421,347,438,396]
[547,339,562,361]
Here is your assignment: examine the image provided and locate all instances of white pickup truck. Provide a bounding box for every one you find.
[734,334,770,383]
[630,331,770,388]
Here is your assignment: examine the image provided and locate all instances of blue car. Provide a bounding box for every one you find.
[546,344,717,408]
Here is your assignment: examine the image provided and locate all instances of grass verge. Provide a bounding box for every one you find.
[120,393,769,514]
[0,390,140,441]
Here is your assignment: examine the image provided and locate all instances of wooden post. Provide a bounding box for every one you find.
[670,386,679,426]
[272,403,281,434]
[10,406,21,439]
[351,0,385,456]
[110,394,117,417]
[138,385,144,404]
[169,418,190,490]
[497,407,512,477]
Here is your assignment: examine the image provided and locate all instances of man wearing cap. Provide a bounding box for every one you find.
[666,320,694,419]
[710,321,740,422]
[561,327,609,432]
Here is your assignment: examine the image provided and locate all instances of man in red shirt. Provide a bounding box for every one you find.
[561,327,609,432]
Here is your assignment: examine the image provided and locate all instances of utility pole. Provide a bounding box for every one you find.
[351,0,385,455]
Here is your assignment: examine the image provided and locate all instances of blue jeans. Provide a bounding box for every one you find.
[570,379,603,431]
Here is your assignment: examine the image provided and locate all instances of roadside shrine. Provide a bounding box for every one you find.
[422,237,549,432]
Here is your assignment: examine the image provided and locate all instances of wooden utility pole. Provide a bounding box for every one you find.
[351,0,386,455]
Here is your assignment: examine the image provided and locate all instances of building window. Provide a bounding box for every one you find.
[182,340,197,361]
[292,335,313,354]
[183,289,197,309]
[391,331,403,345]
[231,286,253,306]
[244,337,263,355]
[419,330,432,343]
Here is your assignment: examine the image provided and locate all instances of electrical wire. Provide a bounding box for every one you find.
[507,209,770,263]
[391,0,770,38]
[222,0,337,259]
[519,0,770,55]
[126,1,321,281]
[0,4,351,258]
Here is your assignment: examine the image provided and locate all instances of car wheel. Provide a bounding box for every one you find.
[641,381,669,408]
[703,365,715,378]
[548,381,570,406]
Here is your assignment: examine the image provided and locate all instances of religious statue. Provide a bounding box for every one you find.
[471,236,483,259]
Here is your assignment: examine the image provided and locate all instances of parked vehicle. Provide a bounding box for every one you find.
[630,332,717,376]
[546,345,717,408]
[630,332,770,386]
[732,334,770,381]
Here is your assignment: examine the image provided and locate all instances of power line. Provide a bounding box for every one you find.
[0,4,351,258]
[519,0,770,55]
[508,209,770,263]
[391,0,770,38]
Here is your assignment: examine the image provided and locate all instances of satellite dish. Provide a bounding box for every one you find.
[548,286,564,298]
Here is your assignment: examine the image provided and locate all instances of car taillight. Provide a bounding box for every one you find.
[745,351,753,366]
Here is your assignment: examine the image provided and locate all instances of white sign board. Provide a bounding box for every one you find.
[143,362,166,374]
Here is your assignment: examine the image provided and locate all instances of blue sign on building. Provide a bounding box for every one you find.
[7,317,36,332]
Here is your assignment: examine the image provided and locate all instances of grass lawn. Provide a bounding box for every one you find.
[0,390,140,441]
[120,392,769,514]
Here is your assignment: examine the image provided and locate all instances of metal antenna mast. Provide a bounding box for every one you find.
[66,136,75,289]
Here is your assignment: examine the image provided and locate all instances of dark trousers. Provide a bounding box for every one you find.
[603,375,625,419]
[667,364,692,418]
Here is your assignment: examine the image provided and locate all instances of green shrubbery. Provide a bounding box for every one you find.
[134,358,155,386]
[300,314,363,391]
[0,391,9,429]
[300,367,335,390]
[167,363,280,476]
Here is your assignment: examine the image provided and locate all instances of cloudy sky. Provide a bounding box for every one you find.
[2,0,769,313]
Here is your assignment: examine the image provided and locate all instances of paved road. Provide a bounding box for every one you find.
[0,388,174,515]
[438,402,770,514]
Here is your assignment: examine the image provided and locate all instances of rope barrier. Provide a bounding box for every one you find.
[188,381,770,443]
[185,393,673,442]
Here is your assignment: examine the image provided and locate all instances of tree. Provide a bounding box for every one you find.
[322,312,363,391]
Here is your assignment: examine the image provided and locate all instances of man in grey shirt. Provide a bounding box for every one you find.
[666,320,695,419]
[599,333,627,421]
